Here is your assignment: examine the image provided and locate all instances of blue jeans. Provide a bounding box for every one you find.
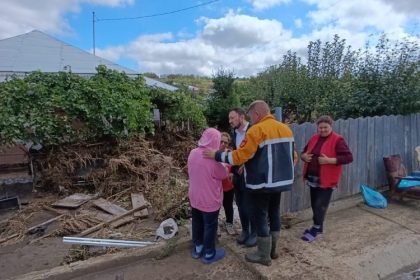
[250,192,281,237]
[191,207,219,256]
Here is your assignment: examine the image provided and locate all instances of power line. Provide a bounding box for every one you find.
[96,0,220,22]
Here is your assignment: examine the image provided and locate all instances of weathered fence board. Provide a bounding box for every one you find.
[284,113,420,213]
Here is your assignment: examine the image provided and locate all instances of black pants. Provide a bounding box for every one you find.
[251,192,281,237]
[223,189,234,224]
[234,184,255,234]
[310,187,334,226]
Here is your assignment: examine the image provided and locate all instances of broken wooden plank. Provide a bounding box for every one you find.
[131,193,149,218]
[95,212,114,222]
[42,205,66,215]
[0,214,65,244]
[52,193,93,209]
[110,216,136,228]
[92,198,127,215]
[77,204,148,237]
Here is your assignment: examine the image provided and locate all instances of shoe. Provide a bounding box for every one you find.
[225,222,236,235]
[303,226,323,235]
[191,246,203,259]
[245,236,272,266]
[202,248,225,264]
[301,227,321,243]
[237,231,249,244]
[244,232,257,247]
[270,231,280,259]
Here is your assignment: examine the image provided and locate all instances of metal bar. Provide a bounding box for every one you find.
[64,236,155,245]
[63,236,156,248]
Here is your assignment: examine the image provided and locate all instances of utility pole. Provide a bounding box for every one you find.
[92,11,96,55]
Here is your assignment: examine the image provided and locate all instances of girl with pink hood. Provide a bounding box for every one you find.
[188,128,228,264]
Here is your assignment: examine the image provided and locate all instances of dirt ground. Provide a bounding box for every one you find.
[0,194,162,280]
[2,197,419,280]
[70,243,259,280]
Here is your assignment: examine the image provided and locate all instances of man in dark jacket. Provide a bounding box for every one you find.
[228,107,256,247]
[204,101,295,266]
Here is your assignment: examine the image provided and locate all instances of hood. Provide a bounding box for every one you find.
[198,128,221,150]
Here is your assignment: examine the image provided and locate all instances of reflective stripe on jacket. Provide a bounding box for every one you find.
[216,115,295,192]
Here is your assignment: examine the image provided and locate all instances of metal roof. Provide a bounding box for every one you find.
[0,30,177,91]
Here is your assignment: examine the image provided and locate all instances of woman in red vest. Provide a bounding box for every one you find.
[301,116,353,242]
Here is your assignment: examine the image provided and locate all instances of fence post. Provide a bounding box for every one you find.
[274,107,282,122]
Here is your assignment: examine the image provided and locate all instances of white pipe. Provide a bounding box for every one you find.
[63,236,156,248]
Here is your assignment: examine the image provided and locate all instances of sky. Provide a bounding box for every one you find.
[0,0,419,77]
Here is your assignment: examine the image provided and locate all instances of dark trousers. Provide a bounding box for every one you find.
[310,187,334,227]
[251,192,281,237]
[223,189,234,224]
[234,185,255,234]
[191,207,219,256]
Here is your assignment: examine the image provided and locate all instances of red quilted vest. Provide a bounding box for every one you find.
[303,132,343,188]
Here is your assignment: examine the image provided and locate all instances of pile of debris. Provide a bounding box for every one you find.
[148,130,197,170]
[37,135,191,219]
[0,132,196,246]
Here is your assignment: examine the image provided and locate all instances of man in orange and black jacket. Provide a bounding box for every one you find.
[204,100,296,266]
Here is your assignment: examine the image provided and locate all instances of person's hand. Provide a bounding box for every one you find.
[237,165,245,175]
[318,153,333,165]
[301,153,313,163]
[203,149,216,159]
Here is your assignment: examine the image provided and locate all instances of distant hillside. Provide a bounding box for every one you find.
[143,73,214,93]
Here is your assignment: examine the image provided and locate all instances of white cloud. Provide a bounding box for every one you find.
[200,11,290,48]
[85,0,134,7]
[294,18,303,28]
[95,1,419,77]
[95,12,296,76]
[381,0,420,16]
[305,0,410,32]
[1,0,418,77]
[248,0,290,11]
[0,0,133,38]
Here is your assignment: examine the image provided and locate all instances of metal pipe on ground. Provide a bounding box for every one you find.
[63,236,156,248]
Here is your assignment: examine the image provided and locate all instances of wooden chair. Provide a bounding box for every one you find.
[383,154,420,200]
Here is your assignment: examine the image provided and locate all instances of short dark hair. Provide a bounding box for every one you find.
[316,115,334,126]
[230,107,246,117]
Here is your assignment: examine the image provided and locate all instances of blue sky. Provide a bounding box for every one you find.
[0,0,419,76]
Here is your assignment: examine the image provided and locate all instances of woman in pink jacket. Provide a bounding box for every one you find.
[188,128,228,264]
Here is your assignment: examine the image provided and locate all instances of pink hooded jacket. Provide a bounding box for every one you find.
[188,128,229,212]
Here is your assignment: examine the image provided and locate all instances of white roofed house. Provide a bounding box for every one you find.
[0,30,177,91]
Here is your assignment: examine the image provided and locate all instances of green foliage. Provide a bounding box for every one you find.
[248,34,420,122]
[0,66,154,145]
[205,69,241,130]
[150,89,207,134]
[159,74,214,94]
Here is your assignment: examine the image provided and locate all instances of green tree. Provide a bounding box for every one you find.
[205,69,241,130]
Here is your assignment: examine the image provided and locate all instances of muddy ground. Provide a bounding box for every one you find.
[2,197,419,280]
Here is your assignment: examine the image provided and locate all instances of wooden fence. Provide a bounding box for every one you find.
[281,113,420,212]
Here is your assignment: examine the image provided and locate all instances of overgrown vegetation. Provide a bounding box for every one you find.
[150,89,206,133]
[204,69,241,131]
[0,66,207,145]
[246,35,420,123]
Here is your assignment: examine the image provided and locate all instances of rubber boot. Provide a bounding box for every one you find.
[270,231,280,259]
[245,236,272,266]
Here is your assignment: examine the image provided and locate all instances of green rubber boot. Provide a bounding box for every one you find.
[270,231,280,259]
[245,236,272,266]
